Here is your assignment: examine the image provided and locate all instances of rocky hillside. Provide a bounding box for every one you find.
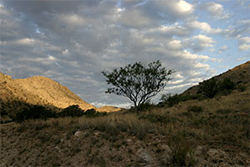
[0,72,95,110]
[182,61,250,96]
[0,62,249,166]
[97,106,122,112]
[1,85,249,166]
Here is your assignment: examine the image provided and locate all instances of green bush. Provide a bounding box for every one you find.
[199,78,236,98]
[84,109,97,117]
[218,78,235,95]
[57,105,84,117]
[160,94,199,107]
[130,100,156,112]
[84,109,107,117]
[14,105,57,123]
[219,78,235,90]
[166,132,196,167]
[57,106,106,118]
[199,78,219,98]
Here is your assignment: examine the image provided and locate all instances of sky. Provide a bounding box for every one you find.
[0,0,249,108]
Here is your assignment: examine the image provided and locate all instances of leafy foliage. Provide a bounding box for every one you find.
[57,105,84,117]
[13,105,57,123]
[102,60,174,107]
[58,105,107,118]
[219,78,235,90]
[198,78,219,98]
[84,109,107,117]
[199,78,236,98]
[167,132,196,167]
[160,94,199,107]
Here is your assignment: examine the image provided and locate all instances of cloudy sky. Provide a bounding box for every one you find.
[0,0,249,107]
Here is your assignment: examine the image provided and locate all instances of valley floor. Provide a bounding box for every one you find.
[1,88,250,167]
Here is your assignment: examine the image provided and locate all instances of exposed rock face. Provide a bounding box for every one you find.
[0,72,95,110]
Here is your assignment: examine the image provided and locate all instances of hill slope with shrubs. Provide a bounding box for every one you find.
[1,86,249,166]
[0,61,249,166]
[182,61,250,97]
[0,72,95,115]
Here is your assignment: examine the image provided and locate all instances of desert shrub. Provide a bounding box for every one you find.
[167,132,196,167]
[84,109,97,117]
[237,84,247,92]
[219,78,235,90]
[84,109,107,117]
[57,105,84,117]
[218,78,235,95]
[130,100,156,112]
[1,100,32,119]
[57,106,106,118]
[13,105,56,123]
[187,105,203,113]
[199,78,219,98]
[199,78,236,98]
[161,94,180,107]
[160,94,199,107]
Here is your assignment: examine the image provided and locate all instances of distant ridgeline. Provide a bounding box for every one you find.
[0,72,110,123]
[158,61,250,107]
[1,61,249,122]
[182,61,250,96]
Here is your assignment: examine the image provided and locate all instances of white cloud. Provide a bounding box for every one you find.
[156,0,194,16]
[119,9,157,29]
[59,14,86,27]
[169,79,184,85]
[194,62,210,69]
[217,45,228,54]
[174,73,184,79]
[204,2,229,20]
[176,0,194,14]
[144,25,189,38]
[238,44,250,51]
[16,38,35,45]
[238,37,250,51]
[239,37,250,43]
[48,55,56,60]
[62,49,69,55]
[188,21,222,34]
[168,40,182,50]
[220,45,228,50]
[181,50,210,61]
[183,35,215,52]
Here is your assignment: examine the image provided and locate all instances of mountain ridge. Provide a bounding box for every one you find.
[0,72,95,111]
[182,61,250,96]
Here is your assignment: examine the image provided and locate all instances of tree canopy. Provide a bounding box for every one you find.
[102,60,174,108]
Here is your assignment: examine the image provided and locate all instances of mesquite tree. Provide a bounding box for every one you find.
[102,60,174,107]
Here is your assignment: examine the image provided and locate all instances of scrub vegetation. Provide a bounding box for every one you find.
[1,61,250,166]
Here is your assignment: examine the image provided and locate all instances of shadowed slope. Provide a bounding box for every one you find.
[182,61,250,96]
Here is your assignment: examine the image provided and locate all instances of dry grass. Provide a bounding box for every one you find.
[12,87,249,151]
[1,88,249,166]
